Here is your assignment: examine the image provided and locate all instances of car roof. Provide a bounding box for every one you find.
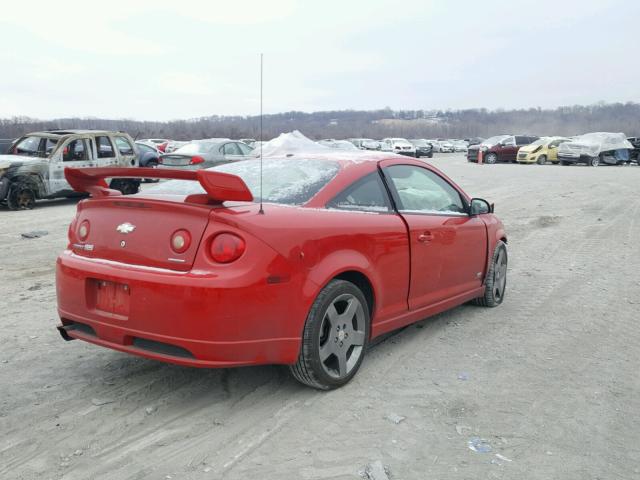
[28,130,126,137]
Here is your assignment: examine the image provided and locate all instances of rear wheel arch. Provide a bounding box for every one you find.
[333,270,375,321]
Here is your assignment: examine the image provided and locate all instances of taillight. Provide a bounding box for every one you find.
[78,220,90,241]
[210,233,246,263]
[190,156,205,165]
[170,229,191,253]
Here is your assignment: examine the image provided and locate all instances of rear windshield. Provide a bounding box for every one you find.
[147,158,340,205]
[173,142,220,155]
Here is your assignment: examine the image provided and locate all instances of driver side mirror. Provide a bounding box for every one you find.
[470,198,493,215]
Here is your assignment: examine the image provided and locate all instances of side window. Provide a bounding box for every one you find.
[223,143,241,155]
[236,142,252,155]
[328,172,391,213]
[95,136,115,158]
[385,165,466,215]
[114,136,134,156]
[62,139,88,162]
[515,136,527,145]
[503,136,515,146]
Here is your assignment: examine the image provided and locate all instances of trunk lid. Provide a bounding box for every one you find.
[71,197,212,271]
[160,154,195,167]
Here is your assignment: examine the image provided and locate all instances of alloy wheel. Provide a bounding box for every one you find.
[318,293,366,379]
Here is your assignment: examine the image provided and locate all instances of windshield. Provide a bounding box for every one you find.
[482,135,509,146]
[10,135,59,157]
[173,142,219,155]
[410,140,428,146]
[529,137,550,146]
[147,158,340,205]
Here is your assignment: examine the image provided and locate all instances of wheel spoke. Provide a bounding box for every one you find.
[341,298,359,323]
[325,303,339,327]
[336,351,347,377]
[350,330,365,346]
[319,340,334,362]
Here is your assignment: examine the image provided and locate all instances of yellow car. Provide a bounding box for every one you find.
[517,137,571,165]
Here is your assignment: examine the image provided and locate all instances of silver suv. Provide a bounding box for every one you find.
[0,130,140,209]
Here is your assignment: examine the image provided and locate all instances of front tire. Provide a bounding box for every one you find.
[475,241,507,307]
[536,155,547,165]
[289,280,370,390]
[7,182,36,210]
[485,153,498,164]
[589,155,600,167]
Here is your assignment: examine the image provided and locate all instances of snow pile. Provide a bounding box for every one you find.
[259,130,331,157]
[558,132,632,157]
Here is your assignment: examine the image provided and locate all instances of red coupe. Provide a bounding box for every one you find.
[56,153,507,389]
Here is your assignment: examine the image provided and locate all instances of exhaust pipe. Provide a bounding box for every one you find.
[57,324,76,341]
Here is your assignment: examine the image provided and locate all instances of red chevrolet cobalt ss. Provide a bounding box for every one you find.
[56,153,507,389]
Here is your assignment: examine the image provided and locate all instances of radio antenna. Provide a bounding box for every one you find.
[258,53,264,215]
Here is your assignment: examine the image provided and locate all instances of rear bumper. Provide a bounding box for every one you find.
[56,250,302,368]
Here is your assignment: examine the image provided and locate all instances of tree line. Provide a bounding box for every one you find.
[1,102,639,141]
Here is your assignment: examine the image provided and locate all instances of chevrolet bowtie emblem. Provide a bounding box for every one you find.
[116,222,136,234]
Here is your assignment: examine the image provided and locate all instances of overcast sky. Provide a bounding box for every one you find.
[0,0,638,121]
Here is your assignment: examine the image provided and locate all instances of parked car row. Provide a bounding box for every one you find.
[466,132,638,166]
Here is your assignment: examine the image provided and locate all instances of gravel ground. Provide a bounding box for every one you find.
[1,154,639,480]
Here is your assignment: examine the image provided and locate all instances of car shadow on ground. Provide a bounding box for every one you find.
[65,303,478,409]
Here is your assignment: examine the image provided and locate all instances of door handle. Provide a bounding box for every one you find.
[418,232,434,243]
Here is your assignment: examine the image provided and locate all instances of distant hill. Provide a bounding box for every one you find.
[1,102,639,141]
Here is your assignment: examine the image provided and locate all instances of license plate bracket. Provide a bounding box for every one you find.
[90,279,130,318]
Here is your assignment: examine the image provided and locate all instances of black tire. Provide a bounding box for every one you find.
[560,160,569,166]
[289,280,370,390]
[588,155,600,167]
[536,155,547,165]
[475,241,507,307]
[485,153,498,164]
[6,182,36,210]
[110,179,140,195]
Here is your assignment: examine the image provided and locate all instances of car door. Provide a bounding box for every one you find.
[113,135,138,167]
[49,137,93,195]
[93,135,118,167]
[382,162,488,309]
[496,136,517,162]
[219,142,246,165]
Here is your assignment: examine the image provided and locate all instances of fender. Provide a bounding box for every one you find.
[302,249,381,317]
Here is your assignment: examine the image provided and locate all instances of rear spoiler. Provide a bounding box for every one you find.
[64,167,253,203]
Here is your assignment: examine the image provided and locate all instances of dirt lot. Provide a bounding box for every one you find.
[1,154,639,480]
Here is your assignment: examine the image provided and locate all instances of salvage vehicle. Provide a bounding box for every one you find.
[159,140,253,170]
[347,138,381,150]
[56,151,507,390]
[517,137,571,165]
[557,132,633,166]
[0,130,139,210]
[627,137,640,164]
[317,139,360,151]
[381,138,417,157]
[467,135,539,163]
[408,139,434,158]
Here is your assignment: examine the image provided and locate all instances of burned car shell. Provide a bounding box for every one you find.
[0,130,139,209]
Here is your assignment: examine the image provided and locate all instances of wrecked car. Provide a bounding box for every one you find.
[0,130,140,209]
[557,132,633,166]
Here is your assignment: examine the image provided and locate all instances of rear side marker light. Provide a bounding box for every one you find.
[210,233,246,263]
[78,220,90,240]
[170,230,191,253]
